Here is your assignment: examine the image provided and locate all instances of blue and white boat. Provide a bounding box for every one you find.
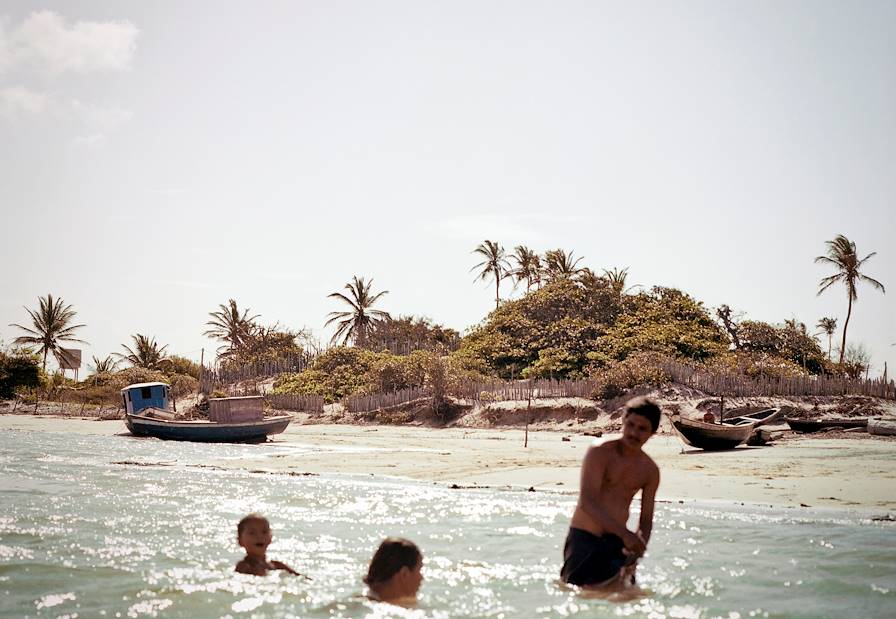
[122,382,292,443]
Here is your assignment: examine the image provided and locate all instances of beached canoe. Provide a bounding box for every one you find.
[785,418,868,433]
[718,408,784,427]
[125,410,292,443]
[868,418,896,436]
[669,413,757,450]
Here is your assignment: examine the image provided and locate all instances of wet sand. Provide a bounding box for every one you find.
[2,414,894,512]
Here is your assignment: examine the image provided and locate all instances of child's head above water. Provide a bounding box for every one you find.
[237,513,272,558]
[364,537,423,603]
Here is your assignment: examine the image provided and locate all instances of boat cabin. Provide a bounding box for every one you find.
[122,382,170,415]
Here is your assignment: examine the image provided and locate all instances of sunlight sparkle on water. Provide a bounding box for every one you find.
[2,429,895,618]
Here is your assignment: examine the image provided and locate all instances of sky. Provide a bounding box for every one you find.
[1,1,894,377]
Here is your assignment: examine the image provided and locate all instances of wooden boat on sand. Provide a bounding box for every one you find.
[122,383,292,443]
[785,417,868,433]
[669,408,781,451]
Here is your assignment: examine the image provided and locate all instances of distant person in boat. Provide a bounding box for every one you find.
[561,396,661,590]
[234,513,303,577]
[364,537,423,605]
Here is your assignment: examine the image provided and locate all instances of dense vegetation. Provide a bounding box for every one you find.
[5,234,884,406]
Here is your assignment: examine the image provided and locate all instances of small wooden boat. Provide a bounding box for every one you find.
[669,408,781,451]
[785,417,868,433]
[718,408,784,427]
[125,412,292,443]
[121,383,292,443]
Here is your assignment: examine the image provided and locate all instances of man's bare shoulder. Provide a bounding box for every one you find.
[585,439,621,459]
[639,451,660,478]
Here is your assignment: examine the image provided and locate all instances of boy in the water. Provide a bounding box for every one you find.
[234,513,302,576]
[561,397,661,589]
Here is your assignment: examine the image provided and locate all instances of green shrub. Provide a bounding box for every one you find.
[74,384,121,405]
[706,351,810,380]
[273,347,378,402]
[590,352,672,400]
[164,356,202,379]
[108,367,170,390]
[0,350,41,398]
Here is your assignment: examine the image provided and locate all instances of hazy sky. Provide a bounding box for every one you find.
[1,1,894,377]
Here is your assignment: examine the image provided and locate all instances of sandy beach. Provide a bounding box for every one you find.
[3,414,894,512]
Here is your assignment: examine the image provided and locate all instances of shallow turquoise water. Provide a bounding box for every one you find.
[1,428,894,618]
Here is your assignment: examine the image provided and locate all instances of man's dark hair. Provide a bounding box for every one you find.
[624,396,661,433]
[364,538,422,585]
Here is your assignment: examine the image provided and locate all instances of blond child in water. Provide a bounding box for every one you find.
[234,513,302,577]
[364,538,423,605]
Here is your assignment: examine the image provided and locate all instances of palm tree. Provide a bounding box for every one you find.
[9,294,87,371]
[543,249,584,280]
[601,267,639,296]
[815,317,838,361]
[325,276,391,346]
[471,240,511,309]
[510,245,542,292]
[89,355,118,374]
[815,235,885,365]
[204,299,260,358]
[115,334,169,369]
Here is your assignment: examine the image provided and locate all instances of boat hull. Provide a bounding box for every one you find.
[670,416,755,450]
[785,418,867,433]
[125,413,292,443]
[721,408,783,427]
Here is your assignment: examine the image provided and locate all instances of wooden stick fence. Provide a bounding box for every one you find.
[266,393,325,413]
[199,353,315,393]
[343,379,596,413]
[345,388,429,413]
[659,360,896,399]
[340,363,894,414]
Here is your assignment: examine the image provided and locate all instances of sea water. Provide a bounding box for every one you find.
[1,429,893,619]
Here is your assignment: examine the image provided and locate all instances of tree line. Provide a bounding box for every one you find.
[2,234,886,400]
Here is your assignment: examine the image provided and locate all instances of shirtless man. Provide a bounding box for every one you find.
[561,396,661,588]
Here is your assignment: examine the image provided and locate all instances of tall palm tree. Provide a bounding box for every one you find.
[115,334,169,369]
[543,249,584,280]
[471,240,511,309]
[89,355,119,374]
[204,299,260,358]
[510,245,541,292]
[815,317,837,361]
[815,235,885,365]
[10,294,87,371]
[325,276,391,346]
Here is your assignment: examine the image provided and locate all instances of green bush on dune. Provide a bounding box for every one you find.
[460,280,726,380]
[272,346,488,403]
[0,349,42,398]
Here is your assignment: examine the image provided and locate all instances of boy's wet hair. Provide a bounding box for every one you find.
[237,513,269,536]
[364,537,422,586]
[624,397,661,433]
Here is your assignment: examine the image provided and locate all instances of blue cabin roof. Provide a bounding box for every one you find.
[121,382,170,414]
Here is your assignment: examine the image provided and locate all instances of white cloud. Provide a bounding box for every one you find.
[0,10,138,74]
[0,85,132,140]
[0,84,49,118]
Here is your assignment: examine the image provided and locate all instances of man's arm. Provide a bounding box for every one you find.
[578,445,645,554]
[637,465,660,545]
